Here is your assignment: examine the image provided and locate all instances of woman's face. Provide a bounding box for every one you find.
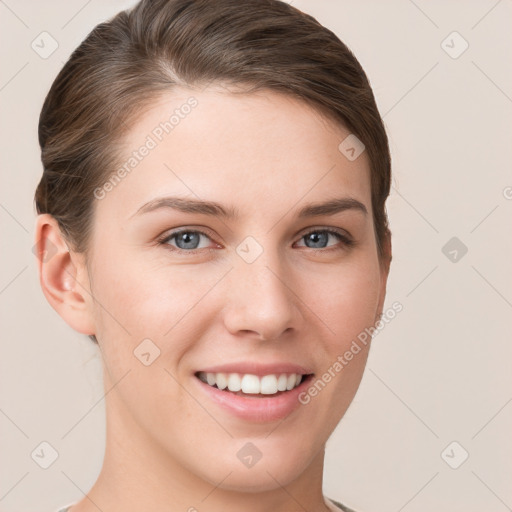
[82,86,390,491]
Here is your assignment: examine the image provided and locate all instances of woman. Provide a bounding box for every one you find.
[34,0,392,510]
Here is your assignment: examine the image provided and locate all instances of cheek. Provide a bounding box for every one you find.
[89,248,229,363]
[294,259,380,434]
[303,256,382,346]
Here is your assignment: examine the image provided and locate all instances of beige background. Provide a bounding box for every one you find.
[1,1,511,511]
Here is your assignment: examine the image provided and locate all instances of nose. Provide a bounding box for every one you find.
[222,249,298,342]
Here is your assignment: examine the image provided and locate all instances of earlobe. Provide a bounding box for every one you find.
[34,214,96,335]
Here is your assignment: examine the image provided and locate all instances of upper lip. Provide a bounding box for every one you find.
[195,362,314,377]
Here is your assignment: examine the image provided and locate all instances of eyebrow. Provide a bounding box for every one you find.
[130,196,367,219]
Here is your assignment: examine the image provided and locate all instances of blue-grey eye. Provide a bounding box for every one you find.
[298,229,350,249]
[304,231,329,248]
[164,230,211,250]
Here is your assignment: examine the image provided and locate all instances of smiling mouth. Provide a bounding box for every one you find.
[194,371,314,398]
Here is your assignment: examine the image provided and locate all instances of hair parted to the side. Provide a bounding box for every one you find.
[34,0,392,344]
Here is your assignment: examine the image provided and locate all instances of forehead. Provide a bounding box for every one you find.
[97,86,372,222]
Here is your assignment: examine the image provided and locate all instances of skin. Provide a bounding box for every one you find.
[35,85,391,512]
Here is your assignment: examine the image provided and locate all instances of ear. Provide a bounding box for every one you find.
[34,214,96,335]
[375,229,392,322]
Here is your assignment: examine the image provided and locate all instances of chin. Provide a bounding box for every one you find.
[196,441,315,492]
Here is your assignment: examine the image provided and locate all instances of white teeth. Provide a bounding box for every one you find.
[216,372,228,390]
[241,374,260,394]
[198,371,306,395]
[227,373,242,392]
[277,374,288,391]
[260,375,278,394]
[286,374,296,391]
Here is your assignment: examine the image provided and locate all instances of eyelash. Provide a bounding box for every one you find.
[157,227,355,254]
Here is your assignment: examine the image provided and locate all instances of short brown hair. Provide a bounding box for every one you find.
[35,0,391,259]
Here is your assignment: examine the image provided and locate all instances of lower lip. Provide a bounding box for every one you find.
[193,374,314,423]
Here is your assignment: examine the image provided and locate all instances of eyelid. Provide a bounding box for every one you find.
[157,225,354,252]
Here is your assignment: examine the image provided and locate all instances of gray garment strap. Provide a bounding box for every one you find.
[330,498,357,512]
